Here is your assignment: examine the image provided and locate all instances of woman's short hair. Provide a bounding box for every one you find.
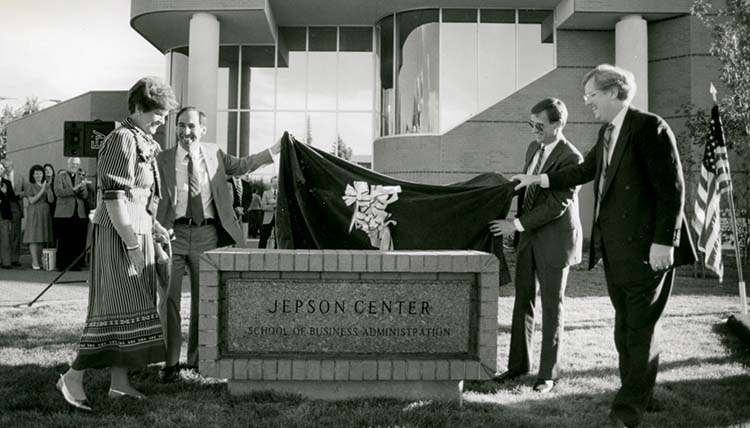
[530,98,568,124]
[582,64,636,101]
[127,77,179,114]
[29,164,45,183]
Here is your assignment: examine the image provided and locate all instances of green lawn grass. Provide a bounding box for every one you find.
[1,257,749,428]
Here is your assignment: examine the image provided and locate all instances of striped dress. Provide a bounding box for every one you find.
[72,117,165,369]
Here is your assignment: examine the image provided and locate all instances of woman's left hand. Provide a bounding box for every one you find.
[153,221,171,244]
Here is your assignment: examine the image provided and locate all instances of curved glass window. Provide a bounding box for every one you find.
[376,8,555,136]
[397,9,439,135]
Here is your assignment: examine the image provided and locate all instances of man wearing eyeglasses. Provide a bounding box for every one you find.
[512,65,696,428]
[488,98,583,394]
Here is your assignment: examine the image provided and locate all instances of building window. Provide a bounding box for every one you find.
[211,26,375,179]
[376,8,555,136]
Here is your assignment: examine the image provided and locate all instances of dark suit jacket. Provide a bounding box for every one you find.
[517,138,583,268]
[548,107,696,283]
[0,179,15,220]
[156,143,273,248]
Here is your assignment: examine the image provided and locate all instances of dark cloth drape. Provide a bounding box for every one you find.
[275,133,516,284]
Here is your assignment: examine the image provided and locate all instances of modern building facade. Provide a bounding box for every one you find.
[129,0,720,235]
[5,0,720,237]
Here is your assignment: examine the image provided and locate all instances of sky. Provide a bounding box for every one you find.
[0,0,164,107]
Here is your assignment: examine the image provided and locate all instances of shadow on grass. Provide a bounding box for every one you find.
[464,373,750,428]
[713,322,750,369]
[0,324,81,349]
[1,360,749,428]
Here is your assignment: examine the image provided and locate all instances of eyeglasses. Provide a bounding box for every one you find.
[582,89,603,102]
[528,121,545,132]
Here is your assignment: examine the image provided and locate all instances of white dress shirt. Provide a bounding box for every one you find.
[514,139,561,232]
[540,105,629,189]
[175,144,216,219]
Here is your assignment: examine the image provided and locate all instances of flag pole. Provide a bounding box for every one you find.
[711,83,747,315]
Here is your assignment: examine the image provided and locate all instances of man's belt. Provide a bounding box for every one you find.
[174,217,217,226]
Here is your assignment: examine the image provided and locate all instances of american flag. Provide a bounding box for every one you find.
[691,104,732,281]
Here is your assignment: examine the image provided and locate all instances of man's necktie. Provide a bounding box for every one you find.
[596,124,615,218]
[185,154,204,224]
[521,145,546,215]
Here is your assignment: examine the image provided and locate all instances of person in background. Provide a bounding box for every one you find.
[54,157,88,271]
[0,162,15,269]
[44,163,57,247]
[56,76,176,411]
[229,175,244,228]
[258,176,278,248]
[23,164,54,270]
[79,167,98,214]
[247,187,262,238]
[0,159,23,267]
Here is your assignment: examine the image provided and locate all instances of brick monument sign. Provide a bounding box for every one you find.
[198,249,499,400]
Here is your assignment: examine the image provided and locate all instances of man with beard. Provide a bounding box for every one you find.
[156,106,281,382]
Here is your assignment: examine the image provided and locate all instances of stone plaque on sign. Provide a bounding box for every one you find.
[223,278,474,356]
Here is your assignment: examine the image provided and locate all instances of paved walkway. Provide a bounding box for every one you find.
[0,255,89,307]
[0,239,262,308]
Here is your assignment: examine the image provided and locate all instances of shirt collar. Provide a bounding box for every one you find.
[177,142,202,160]
[539,137,562,153]
[122,117,146,139]
[610,105,629,130]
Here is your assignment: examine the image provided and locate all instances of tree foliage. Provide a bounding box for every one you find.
[690,0,750,150]
[331,135,352,161]
[687,0,750,253]
[0,96,40,159]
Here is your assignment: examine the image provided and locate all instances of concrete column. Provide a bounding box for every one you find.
[188,12,220,141]
[164,51,189,149]
[239,68,252,157]
[615,15,648,110]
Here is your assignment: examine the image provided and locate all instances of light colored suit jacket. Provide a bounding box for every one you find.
[156,143,273,248]
[261,188,277,224]
[54,170,88,219]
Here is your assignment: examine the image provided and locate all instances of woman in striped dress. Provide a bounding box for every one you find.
[56,77,178,410]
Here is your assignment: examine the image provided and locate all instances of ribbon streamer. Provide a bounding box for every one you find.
[343,181,401,250]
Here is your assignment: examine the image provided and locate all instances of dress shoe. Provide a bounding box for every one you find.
[159,364,180,383]
[493,369,527,382]
[108,388,146,400]
[181,363,199,373]
[646,398,663,413]
[56,374,92,412]
[11,262,21,267]
[533,379,555,393]
[608,414,627,428]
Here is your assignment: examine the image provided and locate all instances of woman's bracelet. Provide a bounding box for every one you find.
[125,243,140,251]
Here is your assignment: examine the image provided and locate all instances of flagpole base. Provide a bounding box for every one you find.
[726,314,750,345]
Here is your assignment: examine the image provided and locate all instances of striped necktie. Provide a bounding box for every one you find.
[185,154,204,224]
[596,124,615,218]
[522,145,546,215]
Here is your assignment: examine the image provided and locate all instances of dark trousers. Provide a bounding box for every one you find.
[0,219,11,267]
[605,262,673,427]
[158,223,218,367]
[8,201,21,264]
[258,217,274,248]
[507,247,569,380]
[56,214,88,270]
[247,210,262,238]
